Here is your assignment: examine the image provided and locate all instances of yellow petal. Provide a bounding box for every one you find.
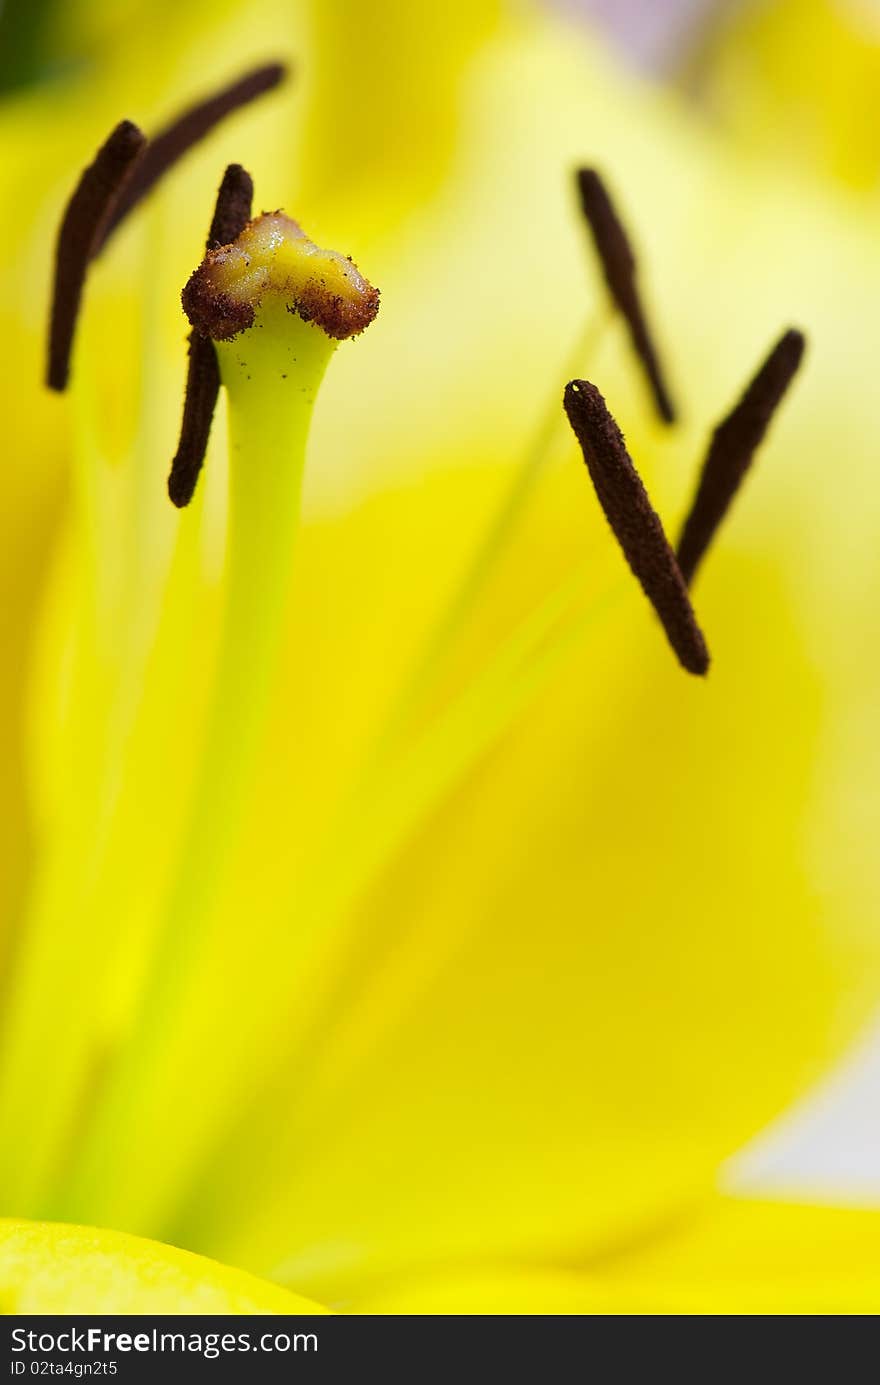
[352,1197,880,1314]
[0,1219,328,1315]
[695,0,880,193]
[595,1194,880,1314]
[351,1269,640,1315]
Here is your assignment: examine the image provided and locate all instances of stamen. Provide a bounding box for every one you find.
[182,212,380,342]
[47,64,288,394]
[676,329,806,586]
[95,63,287,252]
[168,165,254,508]
[46,120,147,391]
[563,379,709,675]
[205,163,255,251]
[576,168,676,425]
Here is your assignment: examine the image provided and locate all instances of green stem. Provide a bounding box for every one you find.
[179,304,334,912]
[61,301,335,1220]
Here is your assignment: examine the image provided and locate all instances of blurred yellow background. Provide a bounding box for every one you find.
[0,0,879,1312]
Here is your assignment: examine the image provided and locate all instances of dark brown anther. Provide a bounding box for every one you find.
[676,329,806,586]
[167,165,254,508]
[95,63,286,252]
[564,379,709,675]
[576,168,676,426]
[46,120,147,391]
[205,162,255,250]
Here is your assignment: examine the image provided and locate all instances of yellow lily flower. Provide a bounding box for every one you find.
[1,0,879,1314]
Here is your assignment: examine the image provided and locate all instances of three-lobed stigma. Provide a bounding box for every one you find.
[182,213,381,343]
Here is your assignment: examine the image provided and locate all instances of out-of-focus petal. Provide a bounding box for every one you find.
[0,1219,329,1314]
[693,0,880,193]
[351,1196,880,1313]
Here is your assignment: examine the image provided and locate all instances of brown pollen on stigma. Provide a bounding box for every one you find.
[182,276,255,341]
[181,212,380,343]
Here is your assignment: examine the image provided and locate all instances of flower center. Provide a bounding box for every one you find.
[0,63,811,1228]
